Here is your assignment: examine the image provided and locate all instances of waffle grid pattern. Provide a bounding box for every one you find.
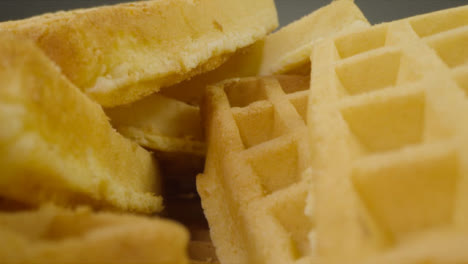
[198,75,314,264]
[308,6,468,264]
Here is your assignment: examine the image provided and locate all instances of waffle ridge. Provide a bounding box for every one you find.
[105,0,369,157]
[198,75,315,264]
[307,5,468,264]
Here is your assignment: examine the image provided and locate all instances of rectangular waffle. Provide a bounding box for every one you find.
[307,5,468,264]
[0,0,278,107]
[0,33,161,213]
[0,205,189,264]
[198,75,314,264]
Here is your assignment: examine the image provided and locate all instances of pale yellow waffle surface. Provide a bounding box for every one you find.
[0,205,189,264]
[159,0,369,106]
[0,34,162,213]
[106,94,206,156]
[106,44,263,156]
[107,0,369,157]
[197,75,315,264]
[259,0,369,75]
[307,5,468,264]
[161,43,266,106]
[160,0,370,107]
[360,231,468,264]
[0,0,278,107]
[105,44,263,156]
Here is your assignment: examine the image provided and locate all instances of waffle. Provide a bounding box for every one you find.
[258,0,369,75]
[307,5,468,264]
[106,94,205,156]
[0,0,278,107]
[161,0,369,107]
[107,0,369,157]
[161,0,369,106]
[0,33,161,213]
[197,75,315,264]
[160,43,266,106]
[189,228,218,264]
[360,231,468,264]
[0,204,189,264]
[105,44,263,156]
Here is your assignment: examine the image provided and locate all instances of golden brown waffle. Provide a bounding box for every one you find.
[105,0,368,157]
[307,5,468,264]
[198,75,314,264]
[0,0,278,107]
[160,0,369,106]
[0,205,189,264]
[0,33,161,213]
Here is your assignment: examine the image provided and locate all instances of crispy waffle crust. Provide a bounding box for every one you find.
[307,5,468,264]
[0,33,162,213]
[0,0,278,107]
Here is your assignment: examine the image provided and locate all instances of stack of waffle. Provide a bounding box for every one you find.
[0,0,467,263]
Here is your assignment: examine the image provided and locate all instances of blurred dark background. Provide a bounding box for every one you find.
[0,0,466,26]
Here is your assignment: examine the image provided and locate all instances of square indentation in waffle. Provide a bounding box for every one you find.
[352,142,459,242]
[410,7,468,38]
[288,92,308,123]
[276,75,310,94]
[276,75,309,123]
[335,26,388,59]
[232,102,289,149]
[230,76,308,149]
[427,26,468,69]
[270,190,314,259]
[246,137,302,194]
[335,47,426,96]
[340,90,426,153]
[224,79,268,108]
